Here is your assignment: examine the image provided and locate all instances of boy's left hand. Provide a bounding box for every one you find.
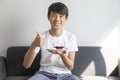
[48,49,66,55]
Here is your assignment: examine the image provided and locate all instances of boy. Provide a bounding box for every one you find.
[23,2,79,80]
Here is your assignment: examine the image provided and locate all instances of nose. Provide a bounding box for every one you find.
[55,15,60,21]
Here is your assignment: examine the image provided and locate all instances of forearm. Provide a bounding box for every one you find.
[23,45,37,68]
[60,54,74,70]
[23,32,45,68]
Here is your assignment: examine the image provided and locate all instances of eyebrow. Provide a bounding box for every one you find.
[51,12,57,14]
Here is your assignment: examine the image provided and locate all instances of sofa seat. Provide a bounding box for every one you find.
[4,76,29,80]
[108,77,120,80]
[80,76,108,80]
[4,76,120,80]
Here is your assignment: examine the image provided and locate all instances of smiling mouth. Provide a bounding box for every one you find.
[54,23,60,25]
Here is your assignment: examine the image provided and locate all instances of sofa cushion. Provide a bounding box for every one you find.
[4,76,30,80]
[118,57,120,77]
[6,46,41,76]
[72,47,106,76]
[108,76,120,80]
[80,76,108,80]
[0,57,6,80]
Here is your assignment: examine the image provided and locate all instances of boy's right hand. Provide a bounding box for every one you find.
[31,32,46,47]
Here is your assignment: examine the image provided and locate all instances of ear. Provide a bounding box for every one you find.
[48,16,50,20]
[65,16,68,21]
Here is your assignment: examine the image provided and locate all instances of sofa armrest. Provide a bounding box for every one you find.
[118,57,120,77]
[0,56,6,80]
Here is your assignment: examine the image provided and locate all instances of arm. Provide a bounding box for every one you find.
[23,45,38,69]
[23,32,45,68]
[58,34,77,70]
[0,57,6,80]
[47,49,75,70]
[48,50,75,70]
[59,51,75,70]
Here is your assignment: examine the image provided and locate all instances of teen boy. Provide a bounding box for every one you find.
[23,2,80,80]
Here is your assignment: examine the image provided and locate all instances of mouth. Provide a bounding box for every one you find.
[54,22,61,25]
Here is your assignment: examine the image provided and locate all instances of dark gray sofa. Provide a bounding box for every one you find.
[0,46,119,80]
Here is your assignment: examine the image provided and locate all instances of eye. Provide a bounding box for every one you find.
[51,14,56,17]
[59,15,63,18]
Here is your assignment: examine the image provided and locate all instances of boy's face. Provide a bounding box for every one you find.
[48,12,67,30]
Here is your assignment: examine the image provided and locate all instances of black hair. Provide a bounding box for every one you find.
[48,2,68,18]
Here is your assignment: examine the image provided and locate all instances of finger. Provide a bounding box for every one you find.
[34,32,40,41]
[56,50,62,54]
[62,50,66,54]
[36,32,41,37]
[48,50,57,54]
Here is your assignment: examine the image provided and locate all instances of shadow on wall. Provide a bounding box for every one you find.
[72,46,106,76]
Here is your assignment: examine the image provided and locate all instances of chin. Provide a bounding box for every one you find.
[53,26,60,29]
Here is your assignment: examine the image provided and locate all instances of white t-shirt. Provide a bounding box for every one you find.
[35,30,78,74]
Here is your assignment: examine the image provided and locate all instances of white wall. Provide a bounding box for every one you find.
[0,0,120,56]
[0,0,120,75]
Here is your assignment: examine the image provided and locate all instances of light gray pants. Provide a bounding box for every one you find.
[28,71,80,80]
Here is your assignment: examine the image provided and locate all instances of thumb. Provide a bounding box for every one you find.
[36,32,41,37]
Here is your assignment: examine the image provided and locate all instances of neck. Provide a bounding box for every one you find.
[49,29,63,37]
